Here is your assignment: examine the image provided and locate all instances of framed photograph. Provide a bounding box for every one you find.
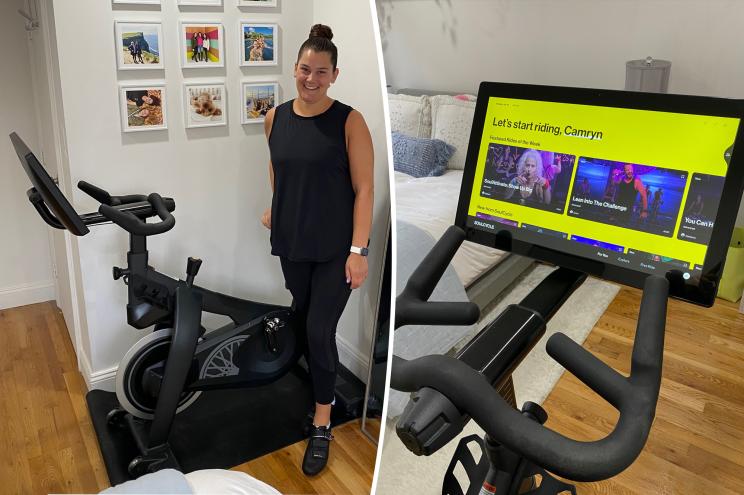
[180,23,224,68]
[119,84,167,132]
[241,82,278,124]
[177,0,222,5]
[238,0,277,6]
[183,82,226,128]
[115,21,163,70]
[239,23,278,66]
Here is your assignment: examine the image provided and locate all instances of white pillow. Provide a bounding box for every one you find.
[387,93,431,139]
[430,95,476,170]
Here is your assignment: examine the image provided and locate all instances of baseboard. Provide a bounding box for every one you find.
[337,334,370,383]
[0,280,56,310]
[79,350,117,392]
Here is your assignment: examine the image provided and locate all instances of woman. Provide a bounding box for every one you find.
[504,149,550,205]
[202,33,210,62]
[260,24,374,476]
[137,90,163,126]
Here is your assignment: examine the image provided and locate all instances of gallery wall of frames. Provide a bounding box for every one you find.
[113,0,280,132]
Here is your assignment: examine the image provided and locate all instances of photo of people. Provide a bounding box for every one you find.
[567,157,688,237]
[181,23,224,68]
[479,143,575,214]
[120,86,166,132]
[241,82,277,124]
[184,83,225,128]
[677,173,726,245]
[240,24,277,66]
[115,22,163,70]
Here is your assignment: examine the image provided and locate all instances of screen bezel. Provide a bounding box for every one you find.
[454,82,744,306]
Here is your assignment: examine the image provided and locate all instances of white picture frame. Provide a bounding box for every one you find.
[183,82,227,128]
[241,81,278,124]
[177,0,223,6]
[119,83,168,132]
[180,22,225,68]
[113,0,161,5]
[114,21,164,70]
[239,22,278,67]
[238,0,277,6]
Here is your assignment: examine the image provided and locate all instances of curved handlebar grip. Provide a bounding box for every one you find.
[78,181,112,205]
[391,276,669,482]
[78,181,148,206]
[27,188,65,230]
[396,301,481,328]
[395,225,480,328]
[99,193,175,236]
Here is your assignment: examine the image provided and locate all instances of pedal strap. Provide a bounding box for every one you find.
[442,435,489,495]
[308,428,333,459]
[310,430,334,441]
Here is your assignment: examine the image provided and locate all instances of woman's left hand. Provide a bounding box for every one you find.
[345,253,368,289]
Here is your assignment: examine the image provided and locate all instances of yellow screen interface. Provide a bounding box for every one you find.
[466,97,739,277]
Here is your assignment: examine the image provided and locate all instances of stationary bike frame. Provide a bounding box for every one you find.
[113,231,300,465]
[10,131,301,475]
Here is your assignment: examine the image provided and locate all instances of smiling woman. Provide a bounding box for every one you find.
[260,23,375,478]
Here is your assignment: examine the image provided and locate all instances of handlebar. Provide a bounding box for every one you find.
[78,180,148,206]
[99,192,175,236]
[395,226,480,328]
[392,225,669,482]
[75,180,175,236]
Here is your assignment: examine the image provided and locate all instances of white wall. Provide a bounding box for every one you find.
[312,0,392,379]
[377,0,744,225]
[0,0,55,310]
[48,0,387,387]
[51,0,321,386]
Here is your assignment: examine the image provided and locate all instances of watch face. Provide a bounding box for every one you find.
[361,247,369,256]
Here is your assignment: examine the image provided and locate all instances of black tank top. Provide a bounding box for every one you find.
[616,178,637,213]
[268,99,355,261]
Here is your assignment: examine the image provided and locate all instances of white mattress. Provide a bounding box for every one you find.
[395,170,505,286]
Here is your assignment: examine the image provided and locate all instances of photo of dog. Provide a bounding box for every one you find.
[183,83,226,128]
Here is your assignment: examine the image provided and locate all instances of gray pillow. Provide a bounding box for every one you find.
[392,131,455,178]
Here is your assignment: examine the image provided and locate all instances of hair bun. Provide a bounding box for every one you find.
[309,24,333,41]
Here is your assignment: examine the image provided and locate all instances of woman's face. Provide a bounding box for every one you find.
[294,49,338,105]
[524,157,537,179]
[142,95,153,105]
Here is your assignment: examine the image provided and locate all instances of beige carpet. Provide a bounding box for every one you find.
[376,265,620,495]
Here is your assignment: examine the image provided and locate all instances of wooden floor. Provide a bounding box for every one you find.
[0,301,379,494]
[236,419,379,494]
[542,287,744,494]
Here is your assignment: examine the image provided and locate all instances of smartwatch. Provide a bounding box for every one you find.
[350,245,369,256]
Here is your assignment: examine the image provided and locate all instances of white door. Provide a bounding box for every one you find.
[25,0,78,352]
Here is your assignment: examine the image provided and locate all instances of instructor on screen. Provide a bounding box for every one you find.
[613,163,648,222]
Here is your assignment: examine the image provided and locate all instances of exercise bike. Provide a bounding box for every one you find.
[11,132,302,477]
[392,226,668,494]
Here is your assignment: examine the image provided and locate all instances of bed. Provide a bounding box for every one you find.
[390,88,533,309]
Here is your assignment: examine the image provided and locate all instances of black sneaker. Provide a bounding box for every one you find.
[302,407,315,436]
[302,425,333,476]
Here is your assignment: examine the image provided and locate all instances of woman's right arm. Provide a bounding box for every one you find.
[261,107,276,229]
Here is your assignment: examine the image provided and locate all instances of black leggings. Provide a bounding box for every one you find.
[280,255,351,405]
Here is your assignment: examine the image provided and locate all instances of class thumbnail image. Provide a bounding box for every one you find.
[568,157,688,237]
[677,173,725,245]
[480,143,575,214]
